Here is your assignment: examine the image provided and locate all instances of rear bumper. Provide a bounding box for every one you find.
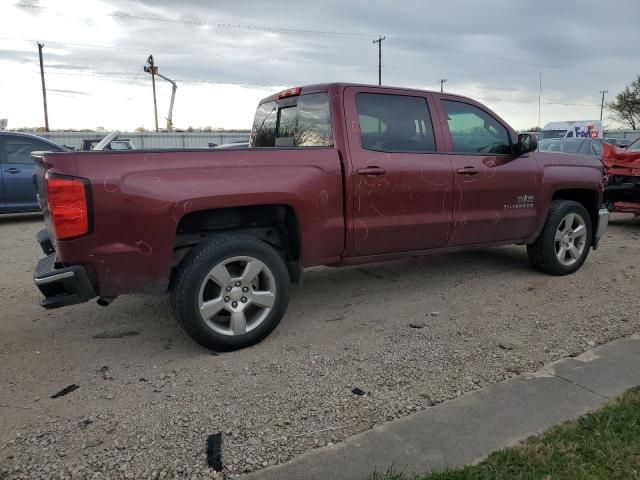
[34,231,96,309]
[593,208,609,250]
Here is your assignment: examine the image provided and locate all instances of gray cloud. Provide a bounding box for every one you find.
[6,0,640,128]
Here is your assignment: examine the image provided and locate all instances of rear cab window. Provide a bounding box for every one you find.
[250,92,333,148]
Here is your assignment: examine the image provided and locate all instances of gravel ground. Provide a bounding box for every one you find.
[1,213,639,479]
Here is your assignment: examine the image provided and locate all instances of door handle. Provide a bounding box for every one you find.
[456,167,479,175]
[357,167,386,176]
[4,168,21,174]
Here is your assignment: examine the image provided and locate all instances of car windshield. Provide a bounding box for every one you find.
[628,138,640,151]
[539,129,567,139]
[539,138,588,154]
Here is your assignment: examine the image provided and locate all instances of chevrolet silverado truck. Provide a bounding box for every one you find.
[32,83,609,350]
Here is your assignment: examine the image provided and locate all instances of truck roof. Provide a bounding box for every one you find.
[258,82,475,104]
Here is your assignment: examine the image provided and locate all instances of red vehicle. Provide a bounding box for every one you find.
[33,83,609,350]
[602,141,640,214]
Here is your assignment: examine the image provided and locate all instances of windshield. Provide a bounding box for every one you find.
[539,129,567,140]
[628,137,640,151]
[539,138,588,154]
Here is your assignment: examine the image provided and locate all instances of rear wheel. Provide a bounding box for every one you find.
[171,235,290,351]
[527,200,592,275]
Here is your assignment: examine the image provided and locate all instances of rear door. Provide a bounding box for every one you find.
[437,97,539,246]
[344,87,453,256]
[1,135,62,211]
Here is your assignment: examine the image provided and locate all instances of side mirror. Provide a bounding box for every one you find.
[517,133,538,154]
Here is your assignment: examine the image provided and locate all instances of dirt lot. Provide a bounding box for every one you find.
[1,214,639,479]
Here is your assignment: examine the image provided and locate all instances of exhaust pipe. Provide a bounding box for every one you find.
[97,297,116,307]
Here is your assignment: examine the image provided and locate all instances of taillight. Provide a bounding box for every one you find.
[45,173,91,240]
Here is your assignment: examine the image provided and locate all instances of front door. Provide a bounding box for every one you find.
[437,98,539,246]
[345,88,453,256]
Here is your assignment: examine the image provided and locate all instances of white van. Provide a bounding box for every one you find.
[540,120,603,140]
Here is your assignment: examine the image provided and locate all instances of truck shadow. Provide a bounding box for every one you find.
[94,246,535,355]
[0,212,43,225]
[300,246,534,291]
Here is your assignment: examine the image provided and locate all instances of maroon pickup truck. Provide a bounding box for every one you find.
[33,83,609,350]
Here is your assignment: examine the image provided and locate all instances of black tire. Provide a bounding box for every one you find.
[527,200,592,275]
[170,235,290,351]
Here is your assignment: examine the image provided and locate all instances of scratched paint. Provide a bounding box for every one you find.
[135,240,153,255]
[355,219,369,241]
[103,178,120,193]
[143,154,156,167]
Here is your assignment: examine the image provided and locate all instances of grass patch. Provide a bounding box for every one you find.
[373,386,640,480]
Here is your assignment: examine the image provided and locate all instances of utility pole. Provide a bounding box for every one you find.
[372,36,385,85]
[538,72,543,129]
[599,90,608,121]
[37,42,49,131]
[440,78,447,93]
[144,55,159,132]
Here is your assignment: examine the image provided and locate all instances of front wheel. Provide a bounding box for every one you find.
[527,200,593,275]
[171,235,290,351]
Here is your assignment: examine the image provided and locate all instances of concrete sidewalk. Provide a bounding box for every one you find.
[243,334,640,480]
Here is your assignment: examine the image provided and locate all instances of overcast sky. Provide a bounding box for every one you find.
[1,0,639,131]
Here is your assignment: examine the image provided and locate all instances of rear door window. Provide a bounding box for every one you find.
[355,93,436,153]
[251,93,333,148]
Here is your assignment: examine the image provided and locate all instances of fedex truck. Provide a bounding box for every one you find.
[540,120,603,140]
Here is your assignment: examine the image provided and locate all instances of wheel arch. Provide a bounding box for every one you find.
[551,188,599,244]
[173,204,302,284]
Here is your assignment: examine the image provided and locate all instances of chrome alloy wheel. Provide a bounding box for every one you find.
[554,213,587,266]
[198,256,276,336]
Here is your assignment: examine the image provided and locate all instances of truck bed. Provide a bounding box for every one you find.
[33,147,345,298]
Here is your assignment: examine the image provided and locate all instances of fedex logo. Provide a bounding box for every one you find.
[575,126,600,138]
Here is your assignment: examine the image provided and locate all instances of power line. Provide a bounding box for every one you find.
[0,36,566,82]
[33,70,289,88]
[385,38,559,69]
[15,3,371,39]
[12,3,560,69]
[36,69,601,107]
[110,11,373,38]
[0,36,377,70]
